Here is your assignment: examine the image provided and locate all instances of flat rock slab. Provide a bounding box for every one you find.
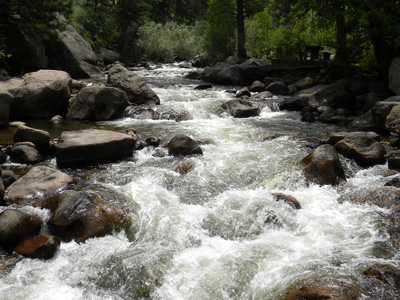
[56,129,136,168]
[4,166,75,208]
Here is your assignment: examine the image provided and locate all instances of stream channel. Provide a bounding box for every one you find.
[0,64,399,299]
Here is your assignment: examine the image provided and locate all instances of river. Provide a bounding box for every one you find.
[0,64,398,299]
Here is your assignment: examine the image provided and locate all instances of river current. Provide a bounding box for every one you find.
[0,64,399,299]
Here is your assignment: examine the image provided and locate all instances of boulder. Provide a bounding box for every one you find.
[145,136,161,147]
[371,98,400,131]
[389,57,400,95]
[0,91,13,127]
[362,187,400,213]
[249,80,265,93]
[0,172,4,203]
[99,48,121,65]
[67,86,129,121]
[385,105,400,134]
[280,275,360,300]
[301,144,346,186]
[334,134,386,167]
[0,209,41,250]
[168,135,203,157]
[1,170,18,188]
[296,77,315,90]
[254,91,273,99]
[363,264,400,290]
[210,65,249,85]
[50,190,132,243]
[279,97,307,111]
[239,58,271,82]
[107,64,160,105]
[387,150,400,171]
[56,129,136,168]
[301,106,316,122]
[236,87,251,98]
[265,81,289,95]
[349,110,375,131]
[221,99,260,118]
[9,144,43,164]
[7,70,71,119]
[50,115,64,124]
[317,106,336,122]
[272,193,301,209]
[14,234,61,259]
[46,25,101,78]
[13,125,50,154]
[326,131,381,146]
[194,84,212,90]
[4,166,75,208]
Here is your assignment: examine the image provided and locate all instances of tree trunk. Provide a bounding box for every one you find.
[333,3,348,63]
[372,34,397,77]
[236,0,247,58]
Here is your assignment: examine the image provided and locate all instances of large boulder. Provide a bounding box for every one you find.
[107,64,160,105]
[280,275,360,300]
[0,209,42,250]
[326,131,381,146]
[99,48,121,65]
[67,86,129,121]
[0,171,4,203]
[265,81,289,95]
[14,125,50,154]
[168,135,203,157]
[371,97,400,131]
[238,58,271,82]
[204,64,248,85]
[334,134,386,167]
[387,150,400,171]
[6,70,72,119]
[0,91,13,127]
[45,25,101,78]
[221,99,260,118]
[362,187,400,213]
[363,264,400,290]
[1,170,18,188]
[301,144,346,186]
[14,234,61,259]
[50,190,132,243]
[389,57,400,95]
[9,144,44,164]
[4,166,75,208]
[385,105,400,134]
[56,129,136,168]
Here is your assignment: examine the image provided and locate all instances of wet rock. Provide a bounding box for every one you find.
[222,99,260,118]
[4,166,75,208]
[253,91,273,99]
[175,162,194,174]
[211,65,249,85]
[249,80,265,93]
[10,144,44,164]
[67,86,129,121]
[50,115,64,124]
[389,57,400,95]
[362,187,400,213]
[280,97,307,111]
[125,106,156,119]
[0,210,41,250]
[0,172,4,203]
[107,64,160,105]
[326,131,381,146]
[13,234,60,259]
[334,134,386,167]
[239,58,271,82]
[387,150,400,171]
[349,110,375,131]
[272,193,301,209]
[385,105,400,134]
[194,84,212,90]
[363,263,400,289]
[168,135,203,157]
[318,106,336,122]
[56,129,136,168]
[371,98,400,131]
[7,70,72,119]
[384,177,400,188]
[265,81,289,95]
[0,91,13,127]
[236,87,251,98]
[50,190,132,243]
[280,275,360,300]
[13,125,50,154]
[99,48,121,65]
[301,144,346,186]
[145,136,160,147]
[46,25,102,78]
[1,170,18,188]
[301,107,316,122]
[296,77,315,90]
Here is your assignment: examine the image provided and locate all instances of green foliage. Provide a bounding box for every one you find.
[135,21,200,62]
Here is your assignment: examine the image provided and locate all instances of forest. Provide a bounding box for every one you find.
[1,0,400,76]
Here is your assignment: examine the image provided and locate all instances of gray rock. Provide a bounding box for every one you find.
[211,65,248,85]
[6,70,71,119]
[56,129,136,168]
[222,99,260,118]
[265,81,289,95]
[239,58,271,82]
[14,125,50,154]
[362,187,400,213]
[0,209,41,249]
[326,131,381,146]
[371,100,400,131]
[107,64,160,105]
[50,115,64,124]
[296,77,315,90]
[99,48,121,65]
[10,144,43,164]
[301,144,346,186]
[334,135,386,167]
[67,86,129,121]
[0,170,4,203]
[387,150,400,171]
[249,80,265,93]
[389,57,400,95]
[385,105,400,134]
[1,170,18,188]
[168,135,203,157]
[0,91,13,127]
[318,106,336,122]
[236,87,251,98]
[4,166,75,208]
[253,91,273,99]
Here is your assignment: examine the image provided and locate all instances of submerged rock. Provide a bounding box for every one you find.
[56,129,136,168]
[14,234,61,259]
[168,135,203,157]
[363,263,400,290]
[50,190,132,243]
[272,193,301,209]
[301,144,346,186]
[362,187,400,213]
[4,166,75,208]
[222,99,260,118]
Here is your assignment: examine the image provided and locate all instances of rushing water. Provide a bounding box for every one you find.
[0,64,399,299]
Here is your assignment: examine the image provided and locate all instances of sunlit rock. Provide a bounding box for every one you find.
[221,99,260,118]
[168,134,202,157]
[14,234,60,259]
